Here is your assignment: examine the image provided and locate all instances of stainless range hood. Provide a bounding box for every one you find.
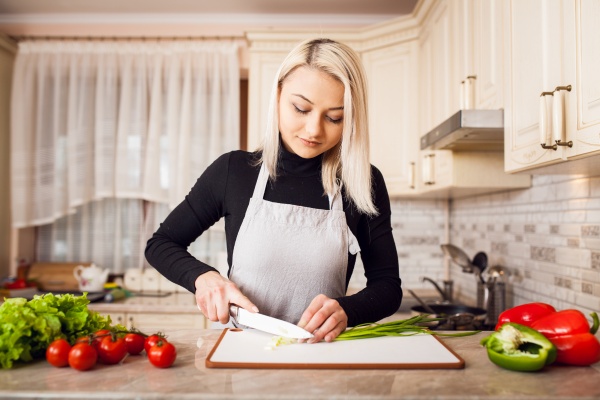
[420,109,504,151]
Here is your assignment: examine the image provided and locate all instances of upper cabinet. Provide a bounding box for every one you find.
[362,40,420,196]
[416,0,529,197]
[450,0,504,111]
[246,19,422,198]
[566,0,600,162]
[419,0,453,135]
[504,0,600,174]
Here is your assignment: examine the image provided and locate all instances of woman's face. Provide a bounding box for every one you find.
[278,66,345,159]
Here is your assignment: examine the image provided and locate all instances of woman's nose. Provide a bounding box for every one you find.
[305,114,323,137]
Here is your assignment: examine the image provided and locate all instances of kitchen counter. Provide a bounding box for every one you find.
[87,292,198,314]
[1,329,599,400]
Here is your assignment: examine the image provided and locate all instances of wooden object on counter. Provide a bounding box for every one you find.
[27,262,92,291]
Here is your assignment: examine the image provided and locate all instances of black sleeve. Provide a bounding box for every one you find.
[336,166,403,326]
[144,153,231,293]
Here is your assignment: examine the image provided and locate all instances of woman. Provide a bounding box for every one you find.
[145,38,402,343]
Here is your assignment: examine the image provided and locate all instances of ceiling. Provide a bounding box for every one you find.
[0,0,419,38]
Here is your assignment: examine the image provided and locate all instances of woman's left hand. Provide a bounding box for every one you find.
[297,294,348,344]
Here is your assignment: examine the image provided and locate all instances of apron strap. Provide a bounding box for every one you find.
[252,163,270,199]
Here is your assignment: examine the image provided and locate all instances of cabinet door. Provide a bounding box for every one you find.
[420,0,453,134]
[450,0,474,111]
[567,0,600,158]
[105,312,127,327]
[362,41,419,196]
[472,0,504,110]
[130,312,206,333]
[247,51,288,152]
[503,0,570,172]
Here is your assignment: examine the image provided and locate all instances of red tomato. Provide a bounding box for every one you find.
[46,339,72,368]
[147,340,177,368]
[124,333,145,355]
[92,329,112,349]
[97,335,128,365]
[144,334,166,354]
[68,343,98,371]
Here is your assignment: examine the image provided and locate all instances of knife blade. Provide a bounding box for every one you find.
[229,305,314,339]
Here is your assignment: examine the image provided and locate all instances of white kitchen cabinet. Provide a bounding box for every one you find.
[564,0,600,162]
[419,0,453,135]
[107,312,206,332]
[415,1,529,197]
[246,26,422,197]
[450,0,504,111]
[418,150,530,198]
[362,41,419,196]
[504,0,600,174]
[246,49,288,152]
[416,0,453,195]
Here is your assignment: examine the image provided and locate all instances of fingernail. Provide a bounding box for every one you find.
[297,320,306,328]
[252,306,259,312]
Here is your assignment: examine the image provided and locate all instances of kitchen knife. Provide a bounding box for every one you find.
[229,305,314,339]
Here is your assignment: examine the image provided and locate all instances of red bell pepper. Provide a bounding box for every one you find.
[495,302,556,330]
[531,310,600,366]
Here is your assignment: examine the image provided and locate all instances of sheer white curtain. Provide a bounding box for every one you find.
[11,40,239,272]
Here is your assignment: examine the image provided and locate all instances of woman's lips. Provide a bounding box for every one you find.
[299,137,320,147]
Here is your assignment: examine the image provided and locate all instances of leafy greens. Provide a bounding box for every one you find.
[0,293,111,369]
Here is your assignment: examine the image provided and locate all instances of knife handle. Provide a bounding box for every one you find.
[229,304,240,328]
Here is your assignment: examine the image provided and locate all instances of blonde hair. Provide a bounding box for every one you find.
[258,38,377,216]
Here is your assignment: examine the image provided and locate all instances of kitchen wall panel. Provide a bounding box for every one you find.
[350,173,600,317]
[449,173,600,316]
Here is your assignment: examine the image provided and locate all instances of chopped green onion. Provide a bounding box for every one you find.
[334,314,480,341]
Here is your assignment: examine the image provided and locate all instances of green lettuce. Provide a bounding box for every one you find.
[0,293,111,369]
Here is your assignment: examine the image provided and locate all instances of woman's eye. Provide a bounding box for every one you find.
[293,105,308,114]
[327,116,343,124]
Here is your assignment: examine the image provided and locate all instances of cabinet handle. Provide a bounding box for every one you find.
[553,85,573,148]
[539,91,557,150]
[422,154,435,185]
[461,75,477,110]
[408,162,416,189]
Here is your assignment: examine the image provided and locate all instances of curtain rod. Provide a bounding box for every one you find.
[9,35,247,43]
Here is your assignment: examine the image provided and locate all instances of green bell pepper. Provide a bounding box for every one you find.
[481,322,557,372]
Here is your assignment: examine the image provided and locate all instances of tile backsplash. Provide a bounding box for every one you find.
[349,174,600,316]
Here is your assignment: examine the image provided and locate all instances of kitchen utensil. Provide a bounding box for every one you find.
[73,263,109,292]
[440,244,474,273]
[229,305,314,339]
[407,289,437,314]
[484,265,511,326]
[206,329,464,369]
[472,252,488,283]
[411,304,486,330]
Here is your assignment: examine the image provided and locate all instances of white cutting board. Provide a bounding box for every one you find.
[205,329,464,369]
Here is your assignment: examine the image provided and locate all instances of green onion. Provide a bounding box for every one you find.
[334,314,480,341]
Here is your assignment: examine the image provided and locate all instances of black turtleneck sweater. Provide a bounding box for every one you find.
[144,149,402,326]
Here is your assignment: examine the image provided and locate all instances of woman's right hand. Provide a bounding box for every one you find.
[194,271,259,324]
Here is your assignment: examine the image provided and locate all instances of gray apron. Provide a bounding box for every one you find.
[229,163,361,324]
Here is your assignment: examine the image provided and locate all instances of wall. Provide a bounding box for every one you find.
[350,174,600,316]
[450,174,600,316]
[0,36,16,278]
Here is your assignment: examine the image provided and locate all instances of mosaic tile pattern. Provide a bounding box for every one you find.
[349,175,600,316]
[449,174,600,315]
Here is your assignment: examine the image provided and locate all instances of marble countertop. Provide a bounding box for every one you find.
[1,329,599,400]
